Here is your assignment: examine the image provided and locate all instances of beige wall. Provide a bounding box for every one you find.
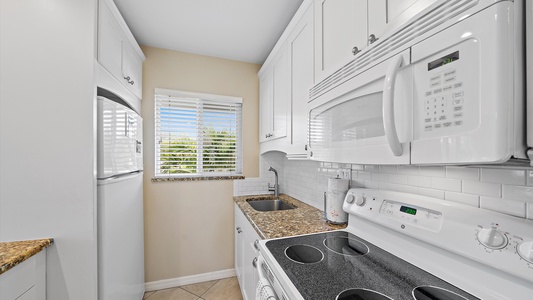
[141,46,260,282]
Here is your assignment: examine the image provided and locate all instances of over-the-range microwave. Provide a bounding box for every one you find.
[308,0,531,165]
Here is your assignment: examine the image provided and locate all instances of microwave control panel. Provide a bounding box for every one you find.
[413,39,479,140]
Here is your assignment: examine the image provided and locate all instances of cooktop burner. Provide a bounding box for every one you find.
[285,244,324,264]
[413,286,469,300]
[323,236,369,256]
[336,288,393,300]
[265,231,479,300]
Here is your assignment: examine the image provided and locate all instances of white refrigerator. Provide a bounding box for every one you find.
[97,96,144,300]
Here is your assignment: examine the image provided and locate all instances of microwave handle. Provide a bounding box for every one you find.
[382,55,404,156]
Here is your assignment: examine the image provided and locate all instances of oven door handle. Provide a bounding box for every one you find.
[382,55,404,156]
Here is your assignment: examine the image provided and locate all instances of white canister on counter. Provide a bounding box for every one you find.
[324,177,349,224]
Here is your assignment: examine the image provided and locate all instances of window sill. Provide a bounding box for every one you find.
[151,175,245,183]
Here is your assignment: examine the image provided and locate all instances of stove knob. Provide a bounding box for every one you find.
[477,226,508,249]
[346,194,355,204]
[518,241,533,263]
[355,195,366,206]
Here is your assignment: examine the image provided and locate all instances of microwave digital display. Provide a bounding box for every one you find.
[428,51,459,71]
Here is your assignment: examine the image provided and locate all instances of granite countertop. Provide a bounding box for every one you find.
[0,238,53,275]
[234,194,346,239]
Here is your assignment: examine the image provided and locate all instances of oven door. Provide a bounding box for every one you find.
[255,253,290,300]
[308,49,412,164]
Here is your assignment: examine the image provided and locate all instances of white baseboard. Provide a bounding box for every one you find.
[144,268,236,292]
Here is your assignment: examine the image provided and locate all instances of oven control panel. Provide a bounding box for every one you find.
[343,188,533,284]
[379,200,443,232]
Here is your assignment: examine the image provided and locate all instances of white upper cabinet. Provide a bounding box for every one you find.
[288,5,314,155]
[259,46,289,143]
[98,0,145,99]
[314,0,437,83]
[314,0,368,81]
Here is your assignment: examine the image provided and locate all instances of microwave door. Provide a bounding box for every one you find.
[308,50,412,165]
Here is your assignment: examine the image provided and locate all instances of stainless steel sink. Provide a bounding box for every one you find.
[246,199,295,211]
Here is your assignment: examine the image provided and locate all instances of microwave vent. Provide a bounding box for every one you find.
[310,0,478,100]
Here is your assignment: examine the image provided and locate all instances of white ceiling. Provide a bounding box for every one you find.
[113,0,304,64]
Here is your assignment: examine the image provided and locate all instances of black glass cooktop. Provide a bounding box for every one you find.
[265,231,479,300]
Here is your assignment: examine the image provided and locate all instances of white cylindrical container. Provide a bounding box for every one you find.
[325,178,349,224]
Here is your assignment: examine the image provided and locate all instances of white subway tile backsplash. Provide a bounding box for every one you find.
[418,187,445,199]
[431,177,461,192]
[502,185,533,203]
[419,166,446,177]
[480,196,526,218]
[388,174,408,185]
[463,180,501,197]
[379,165,397,173]
[378,182,398,191]
[481,169,526,185]
[446,167,480,181]
[242,154,531,220]
[396,184,419,195]
[365,165,380,172]
[358,171,373,180]
[372,172,388,182]
[398,165,420,175]
[364,180,379,189]
[445,191,480,207]
[351,179,365,187]
[407,175,432,188]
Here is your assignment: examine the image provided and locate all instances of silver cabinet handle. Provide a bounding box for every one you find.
[254,240,260,250]
[352,46,360,55]
[236,226,241,231]
[237,229,242,233]
[252,257,258,268]
[130,80,134,85]
[368,34,378,44]
[124,76,131,81]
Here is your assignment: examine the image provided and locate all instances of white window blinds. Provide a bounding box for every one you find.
[155,88,243,177]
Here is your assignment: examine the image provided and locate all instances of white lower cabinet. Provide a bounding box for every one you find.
[234,204,260,300]
[0,251,46,300]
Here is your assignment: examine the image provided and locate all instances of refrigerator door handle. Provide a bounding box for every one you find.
[98,170,142,181]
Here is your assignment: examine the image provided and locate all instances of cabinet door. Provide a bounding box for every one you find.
[122,41,143,99]
[289,5,314,153]
[98,0,123,81]
[368,0,388,43]
[259,72,273,143]
[315,0,367,81]
[271,50,289,140]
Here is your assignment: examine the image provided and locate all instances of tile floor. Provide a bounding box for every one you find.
[143,277,243,300]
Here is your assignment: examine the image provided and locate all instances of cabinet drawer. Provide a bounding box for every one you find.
[0,251,45,300]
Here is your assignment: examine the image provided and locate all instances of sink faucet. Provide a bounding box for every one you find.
[268,166,279,197]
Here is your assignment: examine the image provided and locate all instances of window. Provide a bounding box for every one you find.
[155,88,243,178]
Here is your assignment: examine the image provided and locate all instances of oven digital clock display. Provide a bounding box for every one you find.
[400,205,417,215]
[428,51,459,71]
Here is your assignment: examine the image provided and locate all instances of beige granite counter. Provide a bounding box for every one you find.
[0,238,53,275]
[234,194,346,239]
